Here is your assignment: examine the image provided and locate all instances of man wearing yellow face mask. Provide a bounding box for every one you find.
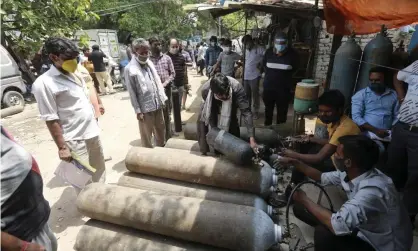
[32,37,106,184]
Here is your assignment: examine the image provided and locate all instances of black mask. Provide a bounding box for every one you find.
[369,82,386,93]
[319,114,340,124]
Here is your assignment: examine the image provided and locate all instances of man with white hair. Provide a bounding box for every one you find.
[124,38,168,148]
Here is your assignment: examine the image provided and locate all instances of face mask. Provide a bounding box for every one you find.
[275,44,287,53]
[369,82,386,93]
[170,48,179,54]
[137,55,148,65]
[61,59,78,73]
[334,158,348,172]
[224,47,231,53]
[319,114,340,124]
[210,42,216,46]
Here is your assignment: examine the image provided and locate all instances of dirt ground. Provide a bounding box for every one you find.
[2,68,417,250]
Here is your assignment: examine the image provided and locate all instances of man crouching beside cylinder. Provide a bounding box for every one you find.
[197,73,257,154]
[277,135,412,251]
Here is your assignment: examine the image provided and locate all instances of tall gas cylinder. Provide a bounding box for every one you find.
[165,138,201,152]
[330,36,362,107]
[125,147,278,197]
[75,220,228,251]
[118,172,274,216]
[357,27,393,91]
[172,87,182,132]
[77,184,283,251]
[293,79,319,113]
[206,127,254,166]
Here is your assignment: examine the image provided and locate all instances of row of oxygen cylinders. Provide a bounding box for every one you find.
[74,135,285,251]
[330,28,397,106]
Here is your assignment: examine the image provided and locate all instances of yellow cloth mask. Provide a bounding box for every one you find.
[62,59,78,73]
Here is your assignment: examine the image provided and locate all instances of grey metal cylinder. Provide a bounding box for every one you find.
[118,172,273,216]
[77,184,283,251]
[165,138,200,152]
[206,127,254,166]
[125,147,277,198]
[184,123,198,140]
[1,105,24,118]
[184,123,280,147]
[75,220,228,251]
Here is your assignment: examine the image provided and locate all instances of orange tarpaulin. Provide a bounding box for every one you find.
[323,0,418,35]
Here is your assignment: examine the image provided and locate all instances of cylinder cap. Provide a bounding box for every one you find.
[274,224,283,243]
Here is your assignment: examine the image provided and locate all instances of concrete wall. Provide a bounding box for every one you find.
[312,21,412,85]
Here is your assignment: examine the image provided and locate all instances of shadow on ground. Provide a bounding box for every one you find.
[49,187,86,234]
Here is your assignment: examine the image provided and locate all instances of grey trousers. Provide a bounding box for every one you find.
[32,224,57,251]
[244,77,260,112]
[66,136,106,183]
[138,108,165,148]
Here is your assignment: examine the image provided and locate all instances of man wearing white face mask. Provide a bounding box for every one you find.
[262,31,299,126]
[212,39,241,77]
[167,39,187,107]
[124,38,168,148]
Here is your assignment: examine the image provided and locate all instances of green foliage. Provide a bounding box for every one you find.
[222,11,257,38]
[1,0,99,56]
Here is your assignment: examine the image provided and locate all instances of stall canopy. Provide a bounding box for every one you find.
[323,0,418,35]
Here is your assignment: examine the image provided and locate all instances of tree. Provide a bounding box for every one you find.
[221,11,257,38]
[1,0,98,57]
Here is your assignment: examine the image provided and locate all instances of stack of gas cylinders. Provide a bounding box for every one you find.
[74,127,286,251]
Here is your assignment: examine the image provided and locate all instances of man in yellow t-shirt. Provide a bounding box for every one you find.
[271,90,361,207]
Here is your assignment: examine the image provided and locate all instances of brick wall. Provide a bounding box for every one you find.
[312,21,412,85]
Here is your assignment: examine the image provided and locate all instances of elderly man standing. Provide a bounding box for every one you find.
[124,38,168,148]
[149,37,175,140]
[32,37,106,184]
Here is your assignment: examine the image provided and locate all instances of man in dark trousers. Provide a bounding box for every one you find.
[197,73,257,155]
[262,31,299,126]
[167,39,186,107]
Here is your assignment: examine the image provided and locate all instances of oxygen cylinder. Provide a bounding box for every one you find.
[206,127,255,166]
[184,123,198,140]
[165,138,201,152]
[357,27,393,91]
[330,36,362,107]
[172,88,182,132]
[118,172,274,216]
[240,127,279,147]
[75,220,228,251]
[184,123,280,147]
[125,147,278,197]
[77,184,283,251]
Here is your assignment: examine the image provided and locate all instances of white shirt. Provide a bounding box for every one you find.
[244,46,265,80]
[197,47,205,61]
[321,169,413,251]
[32,66,100,141]
[397,60,418,125]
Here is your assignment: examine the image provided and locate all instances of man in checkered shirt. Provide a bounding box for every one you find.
[149,37,175,140]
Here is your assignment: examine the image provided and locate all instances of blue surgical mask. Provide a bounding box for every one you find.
[275,44,287,53]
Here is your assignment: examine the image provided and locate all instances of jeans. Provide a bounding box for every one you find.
[244,77,260,113]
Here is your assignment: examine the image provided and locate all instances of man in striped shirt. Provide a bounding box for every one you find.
[387,57,418,228]
[149,37,175,140]
[167,39,186,109]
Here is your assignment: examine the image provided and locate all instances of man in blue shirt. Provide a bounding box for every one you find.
[205,36,223,77]
[352,67,399,152]
[276,135,413,251]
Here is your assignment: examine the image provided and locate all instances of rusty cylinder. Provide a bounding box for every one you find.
[125,147,278,198]
[77,184,283,251]
[118,172,274,216]
[165,138,201,152]
[75,220,228,251]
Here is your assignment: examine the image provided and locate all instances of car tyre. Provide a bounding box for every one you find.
[2,90,25,108]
